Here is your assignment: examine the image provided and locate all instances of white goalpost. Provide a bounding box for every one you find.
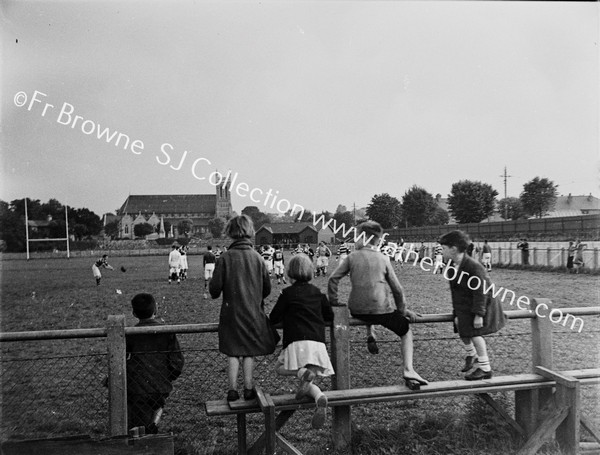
[25,197,71,260]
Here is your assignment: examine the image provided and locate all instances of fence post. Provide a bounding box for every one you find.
[508,246,512,265]
[497,247,502,267]
[561,247,566,268]
[532,247,537,266]
[515,299,554,438]
[330,306,351,450]
[546,248,551,267]
[594,248,599,270]
[107,314,128,436]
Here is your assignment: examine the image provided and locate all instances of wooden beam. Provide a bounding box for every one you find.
[237,414,247,455]
[249,410,296,455]
[517,405,569,455]
[331,305,351,451]
[256,388,276,455]
[276,433,304,455]
[535,366,579,388]
[477,393,525,436]
[581,415,600,444]
[107,315,127,437]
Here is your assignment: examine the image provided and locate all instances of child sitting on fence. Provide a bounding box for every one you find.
[328,221,428,390]
[438,230,507,380]
[269,254,335,429]
[209,215,278,402]
[126,293,185,433]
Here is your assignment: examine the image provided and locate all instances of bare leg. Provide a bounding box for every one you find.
[242,357,255,390]
[228,356,240,390]
[400,328,427,383]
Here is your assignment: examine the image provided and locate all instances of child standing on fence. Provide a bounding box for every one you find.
[328,221,428,390]
[269,254,334,429]
[126,293,184,433]
[439,230,507,381]
[209,215,278,402]
[92,254,114,286]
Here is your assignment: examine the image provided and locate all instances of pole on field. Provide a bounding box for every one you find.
[65,204,70,259]
[25,197,30,260]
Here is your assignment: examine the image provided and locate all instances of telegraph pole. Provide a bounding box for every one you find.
[500,166,513,219]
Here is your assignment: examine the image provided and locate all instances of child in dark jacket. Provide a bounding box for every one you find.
[126,293,184,433]
[270,254,334,429]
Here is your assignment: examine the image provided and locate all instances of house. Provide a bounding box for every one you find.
[114,182,232,239]
[255,222,335,247]
[27,215,54,238]
[544,194,600,218]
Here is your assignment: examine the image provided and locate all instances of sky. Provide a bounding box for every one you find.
[1,1,598,218]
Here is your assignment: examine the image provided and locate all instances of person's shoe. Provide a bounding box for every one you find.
[146,422,158,434]
[311,395,328,429]
[243,388,257,400]
[403,375,428,391]
[367,336,379,355]
[295,369,316,400]
[465,368,493,381]
[226,390,240,402]
[461,355,477,372]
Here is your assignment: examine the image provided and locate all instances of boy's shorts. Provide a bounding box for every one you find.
[351,310,410,337]
[273,261,284,275]
[204,263,215,280]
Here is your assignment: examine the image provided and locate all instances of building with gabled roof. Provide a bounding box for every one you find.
[114,182,232,239]
[255,222,335,247]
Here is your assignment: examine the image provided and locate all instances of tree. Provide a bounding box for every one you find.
[400,186,438,227]
[295,210,314,223]
[177,219,194,237]
[241,206,271,229]
[429,206,450,226]
[447,180,498,223]
[520,177,558,219]
[133,223,154,238]
[497,197,525,221]
[335,204,347,214]
[208,217,226,238]
[333,211,355,230]
[366,193,402,228]
[104,220,119,238]
[71,208,102,236]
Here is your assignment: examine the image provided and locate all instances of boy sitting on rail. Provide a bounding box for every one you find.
[328,221,428,390]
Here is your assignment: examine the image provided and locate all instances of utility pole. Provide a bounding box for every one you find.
[500,166,513,219]
[353,203,356,227]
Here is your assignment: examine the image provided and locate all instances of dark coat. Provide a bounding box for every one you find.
[449,255,507,337]
[126,318,184,396]
[269,281,333,349]
[209,238,277,356]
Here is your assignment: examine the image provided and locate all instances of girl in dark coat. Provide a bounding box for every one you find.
[439,230,507,381]
[209,215,278,401]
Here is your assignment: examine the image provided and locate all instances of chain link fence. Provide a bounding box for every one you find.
[2,316,599,454]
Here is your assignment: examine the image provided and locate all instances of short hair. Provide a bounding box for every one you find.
[207,245,212,250]
[287,254,314,282]
[438,230,470,253]
[102,254,108,258]
[225,215,255,239]
[131,293,157,319]
[356,221,383,245]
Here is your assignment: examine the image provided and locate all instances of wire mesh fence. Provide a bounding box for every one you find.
[1,315,599,455]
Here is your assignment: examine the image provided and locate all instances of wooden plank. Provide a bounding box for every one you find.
[107,315,128,437]
[531,299,554,369]
[517,405,569,455]
[581,415,600,444]
[331,306,351,451]
[515,389,537,438]
[556,381,581,455]
[276,433,304,455]
[237,414,247,455]
[256,388,276,455]
[248,410,296,455]
[535,366,579,388]
[1,434,174,455]
[478,393,525,436]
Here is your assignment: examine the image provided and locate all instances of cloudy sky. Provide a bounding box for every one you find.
[1,1,598,217]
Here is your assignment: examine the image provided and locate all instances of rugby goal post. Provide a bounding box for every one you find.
[25,198,70,260]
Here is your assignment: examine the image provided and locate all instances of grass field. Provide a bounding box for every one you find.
[1,252,599,454]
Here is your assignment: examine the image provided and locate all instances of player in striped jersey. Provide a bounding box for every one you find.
[433,241,444,273]
[336,241,350,264]
[261,244,275,276]
[92,254,114,286]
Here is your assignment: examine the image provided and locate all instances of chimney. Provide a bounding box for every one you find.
[567,193,572,204]
[588,193,593,202]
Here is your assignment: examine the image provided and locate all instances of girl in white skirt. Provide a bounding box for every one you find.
[269,254,334,429]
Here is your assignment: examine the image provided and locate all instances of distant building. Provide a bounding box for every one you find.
[544,194,600,218]
[113,182,232,239]
[255,222,335,246]
[27,215,54,238]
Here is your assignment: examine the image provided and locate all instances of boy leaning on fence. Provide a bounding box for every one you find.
[126,293,185,434]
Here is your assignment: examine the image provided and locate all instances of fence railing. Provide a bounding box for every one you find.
[1,303,599,454]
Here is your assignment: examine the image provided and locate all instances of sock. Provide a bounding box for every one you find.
[464,343,477,357]
[297,368,308,379]
[476,355,491,372]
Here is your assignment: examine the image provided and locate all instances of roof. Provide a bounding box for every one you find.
[256,222,318,234]
[117,194,216,216]
[28,220,52,227]
[553,194,600,213]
